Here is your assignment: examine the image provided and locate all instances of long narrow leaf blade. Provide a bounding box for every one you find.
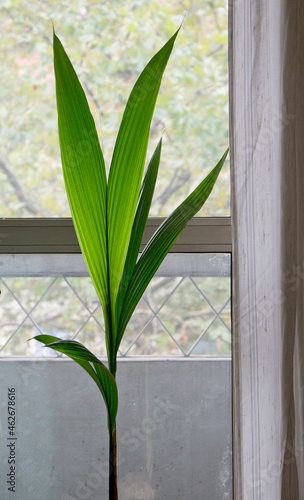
[107,29,179,320]
[54,32,108,313]
[117,149,229,343]
[116,137,162,323]
[34,335,118,432]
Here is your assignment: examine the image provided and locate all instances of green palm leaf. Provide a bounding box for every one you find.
[116,148,229,346]
[34,335,118,433]
[107,29,179,340]
[54,32,108,316]
[116,137,162,322]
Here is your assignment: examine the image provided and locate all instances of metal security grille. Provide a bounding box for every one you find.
[0,253,231,358]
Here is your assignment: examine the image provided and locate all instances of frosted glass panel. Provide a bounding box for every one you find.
[0,359,232,499]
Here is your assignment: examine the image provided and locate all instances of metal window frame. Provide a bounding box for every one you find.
[0,217,231,254]
[0,216,231,277]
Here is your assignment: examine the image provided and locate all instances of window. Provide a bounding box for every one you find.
[1,1,229,218]
[0,220,232,499]
[0,218,231,357]
[0,2,231,499]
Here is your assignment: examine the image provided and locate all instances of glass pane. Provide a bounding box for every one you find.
[0,253,231,357]
[1,1,229,217]
[0,358,232,499]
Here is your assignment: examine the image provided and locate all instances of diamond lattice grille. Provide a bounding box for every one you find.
[0,254,231,357]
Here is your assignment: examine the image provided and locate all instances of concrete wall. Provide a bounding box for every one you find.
[0,358,232,500]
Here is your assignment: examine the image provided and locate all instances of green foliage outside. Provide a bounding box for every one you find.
[0,0,228,217]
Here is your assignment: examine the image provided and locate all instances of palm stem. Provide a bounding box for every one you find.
[109,423,118,500]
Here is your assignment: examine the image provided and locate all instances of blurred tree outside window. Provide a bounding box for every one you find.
[0,0,229,218]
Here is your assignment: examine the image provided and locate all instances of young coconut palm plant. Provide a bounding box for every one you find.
[34,27,228,499]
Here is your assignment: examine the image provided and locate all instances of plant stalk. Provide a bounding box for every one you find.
[109,423,118,500]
